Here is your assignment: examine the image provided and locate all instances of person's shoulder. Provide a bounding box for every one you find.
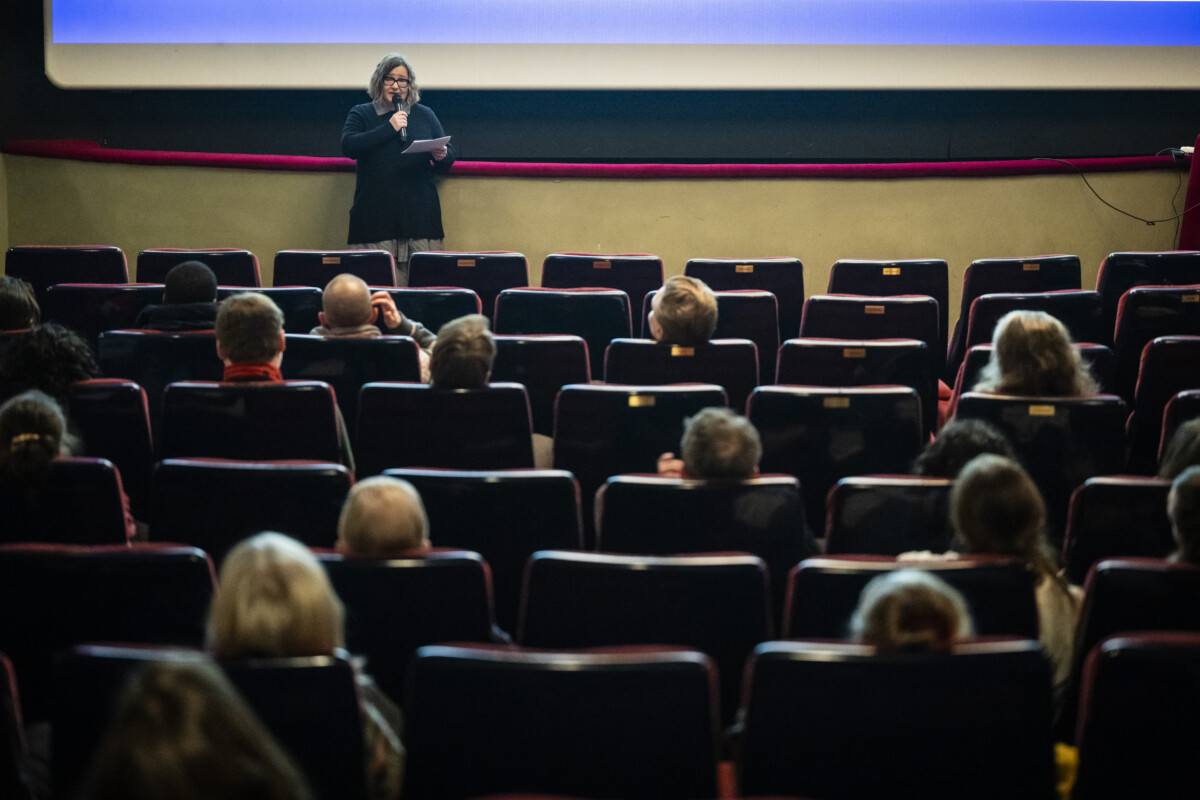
[347,101,380,117]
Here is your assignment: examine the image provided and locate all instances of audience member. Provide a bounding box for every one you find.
[311,274,435,383]
[134,260,219,331]
[912,418,1015,478]
[850,569,975,652]
[947,454,1082,698]
[0,389,136,542]
[215,292,288,382]
[0,322,99,405]
[0,389,74,489]
[606,406,815,605]
[208,532,402,800]
[972,310,1099,396]
[82,660,313,800]
[336,475,431,557]
[312,273,436,345]
[1167,465,1200,565]
[429,313,553,467]
[0,275,39,330]
[1158,418,1200,480]
[215,292,353,469]
[647,274,718,346]
[656,406,761,479]
[428,313,494,389]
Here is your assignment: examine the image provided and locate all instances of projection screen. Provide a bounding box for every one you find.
[45,0,1200,90]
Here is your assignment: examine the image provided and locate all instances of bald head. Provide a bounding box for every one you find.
[321,274,374,330]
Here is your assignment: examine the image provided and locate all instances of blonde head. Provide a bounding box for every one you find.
[974,310,1098,397]
[851,569,975,652]
[337,476,430,557]
[649,275,718,346]
[208,532,344,659]
[430,314,495,389]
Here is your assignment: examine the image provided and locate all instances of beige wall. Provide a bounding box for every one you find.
[3,153,1183,330]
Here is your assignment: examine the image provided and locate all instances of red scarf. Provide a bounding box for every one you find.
[222,363,283,383]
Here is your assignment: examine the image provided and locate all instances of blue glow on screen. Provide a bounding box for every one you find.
[52,1,1200,47]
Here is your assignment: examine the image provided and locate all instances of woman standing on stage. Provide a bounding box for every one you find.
[342,53,454,286]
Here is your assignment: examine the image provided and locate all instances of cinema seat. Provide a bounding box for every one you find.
[151,458,352,564]
[282,333,422,435]
[800,294,942,378]
[491,334,591,437]
[1059,557,1200,744]
[739,638,1055,800]
[1111,284,1200,401]
[824,475,954,555]
[97,330,224,435]
[136,248,261,286]
[67,378,154,519]
[403,644,719,800]
[685,257,805,342]
[42,283,165,349]
[541,252,663,314]
[317,549,499,705]
[222,654,374,800]
[596,475,811,615]
[954,392,1127,544]
[962,290,1104,353]
[946,254,1081,380]
[1160,388,1200,462]
[1096,250,1200,342]
[0,458,133,546]
[0,544,215,724]
[749,385,924,534]
[376,286,483,333]
[553,383,727,547]
[1125,336,1200,474]
[215,286,323,333]
[494,287,632,378]
[782,554,1039,639]
[517,550,771,724]
[4,246,128,306]
[776,337,935,437]
[639,289,780,386]
[1073,632,1200,799]
[604,338,759,414]
[159,380,343,464]
[827,258,949,356]
[949,343,1115,416]
[356,382,535,475]
[408,251,529,323]
[1062,476,1172,585]
[273,249,396,288]
[386,468,582,636]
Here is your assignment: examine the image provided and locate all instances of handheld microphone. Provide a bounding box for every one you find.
[395,98,407,141]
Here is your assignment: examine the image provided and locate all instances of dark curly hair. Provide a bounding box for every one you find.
[0,275,40,330]
[0,322,99,403]
[913,418,1015,478]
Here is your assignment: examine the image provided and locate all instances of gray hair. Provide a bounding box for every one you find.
[368,53,421,107]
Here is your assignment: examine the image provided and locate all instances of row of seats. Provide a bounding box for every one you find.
[22,275,1200,436]
[2,543,1198,798]
[11,450,1176,638]
[35,364,1176,537]
[9,246,1200,377]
